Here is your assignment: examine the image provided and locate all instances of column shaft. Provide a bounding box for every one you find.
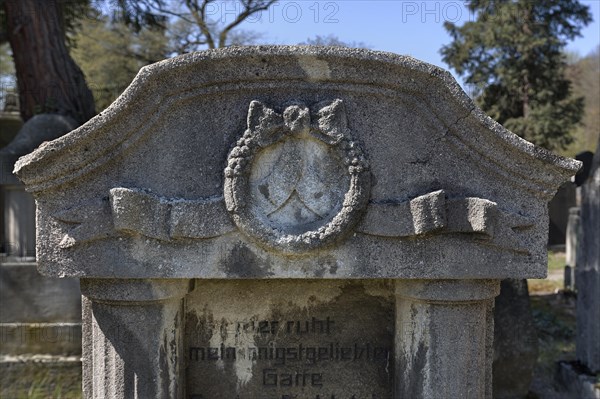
[395,279,500,399]
[81,279,190,399]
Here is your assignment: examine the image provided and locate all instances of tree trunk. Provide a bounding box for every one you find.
[3,0,95,125]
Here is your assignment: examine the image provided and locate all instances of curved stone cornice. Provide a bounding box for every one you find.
[15,46,579,197]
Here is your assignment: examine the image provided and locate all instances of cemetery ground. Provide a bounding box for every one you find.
[0,251,585,399]
[528,250,582,399]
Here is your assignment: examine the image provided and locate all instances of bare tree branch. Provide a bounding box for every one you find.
[112,0,276,51]
[218,0,276,47]
[176,0,214,49]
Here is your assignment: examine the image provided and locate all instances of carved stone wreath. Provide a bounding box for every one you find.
[224,99,371,253]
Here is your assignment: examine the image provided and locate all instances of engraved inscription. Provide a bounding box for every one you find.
[188,317,390,397]
[185,281,393,399]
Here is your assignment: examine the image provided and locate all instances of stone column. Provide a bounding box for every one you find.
[566,207,580,268]
[575,148,600,374]
[1,184,36,258]
[395,279,500,399]
[80,279,190,399]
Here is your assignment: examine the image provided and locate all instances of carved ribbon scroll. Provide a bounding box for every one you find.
[55,188,533,253]
[53,99,533,254]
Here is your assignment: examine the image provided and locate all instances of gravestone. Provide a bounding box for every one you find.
[492,279,538,399]
[563,151,596,291]
[558,142,600,399]
[576,142,600,373]
[0,92,22,149]
[1,114,78,258]
[564,206,580,291]
[14,47,580,399]
[548,181,576,247]
[1,114,83,397]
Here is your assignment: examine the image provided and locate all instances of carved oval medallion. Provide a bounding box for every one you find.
[224,99,371,253]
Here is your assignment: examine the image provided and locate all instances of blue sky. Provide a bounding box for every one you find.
[231,0,600,81]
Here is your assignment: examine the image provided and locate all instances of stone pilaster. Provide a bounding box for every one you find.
[395,279,500,399]
[81,279,190,399]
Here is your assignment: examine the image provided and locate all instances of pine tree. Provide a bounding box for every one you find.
[441,0,592,151]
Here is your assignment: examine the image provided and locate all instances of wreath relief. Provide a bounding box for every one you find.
[224,99,372,253]
[54,96,533,256]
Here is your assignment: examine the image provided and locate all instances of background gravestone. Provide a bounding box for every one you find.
[492,279,538,399]
[557,141,600,399]
[1,114,78,258]
[0,92,22,149]
[548,181,576,247]
[14,46,580,399]
[575,141,600,373]
[0,114,82,397]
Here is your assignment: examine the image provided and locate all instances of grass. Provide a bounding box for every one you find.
[529,292,577,398]
[547,251,567,272]
[0,363,82,399]
[528,250,566,295]
[531,294,577,373]
[527,250,579,398]
[529,279,563,295]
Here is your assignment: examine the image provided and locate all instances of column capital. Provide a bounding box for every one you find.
[81,278,191,304]
[396,279,500,303]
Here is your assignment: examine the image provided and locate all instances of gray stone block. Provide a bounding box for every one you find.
[15,47,579,281]
[493,279,538,399]
[12,47,580,398]
[0,261,81,323]
[1,113,78,258]
[576,140,600,374]
[556,361,600,399]
[548,182,576,246]
[185,280,394,398]
[565,265,575,291]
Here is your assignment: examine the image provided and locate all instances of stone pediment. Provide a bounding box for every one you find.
[15,46,579,279]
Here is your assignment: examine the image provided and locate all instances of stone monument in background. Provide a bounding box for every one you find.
[548,181,576,247]
[558,140,600,399]
[1,114,83,396]
[14,47,580,399]
[575,145,599,375]
[576,141,600,391]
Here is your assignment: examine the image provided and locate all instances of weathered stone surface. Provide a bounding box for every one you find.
[492,279,538,399]
[566,207,580,268]
[1,114,77,256]
[0,261,81,323]
[224,99,371,253]
[0,114,77,158]
[395,280,499,399]
[80,279,188,398]
[1,114,77,187]
[548,181,576,246]
[15,47,578,280]
[0,115,83,398]
[186,280,394,398]
[1,186,35,257]
[556,361,600,399]
[12,47,580,399]
[565,206,580,291]
[0,106,22,151]
[576,140,600,374]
